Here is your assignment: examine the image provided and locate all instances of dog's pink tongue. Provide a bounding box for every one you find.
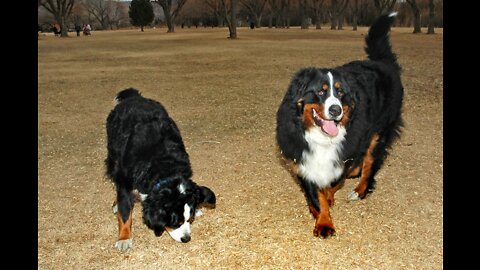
[322,120,338,136]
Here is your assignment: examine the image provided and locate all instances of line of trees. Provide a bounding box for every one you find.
[38,0,443,37]
[178,0,442,31]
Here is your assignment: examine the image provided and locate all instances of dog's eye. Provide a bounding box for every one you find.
[319,90,325,96]
[337,90,344,97]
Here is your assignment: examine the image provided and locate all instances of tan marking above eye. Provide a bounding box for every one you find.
[334,82,341,89]
[322,84,328,90]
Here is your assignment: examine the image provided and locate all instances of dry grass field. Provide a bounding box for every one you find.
[38,26,443,269]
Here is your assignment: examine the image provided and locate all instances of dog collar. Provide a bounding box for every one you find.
[153,177,177,190]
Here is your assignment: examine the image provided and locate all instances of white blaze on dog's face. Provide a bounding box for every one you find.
[166,204,192,243]
[324,71,343,121]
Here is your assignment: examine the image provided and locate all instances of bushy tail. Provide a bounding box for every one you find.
[115,88,141,103]
[365,12,400,70]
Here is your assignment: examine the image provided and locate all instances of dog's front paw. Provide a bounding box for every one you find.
[115,239,133,251]
[313,224,336,238]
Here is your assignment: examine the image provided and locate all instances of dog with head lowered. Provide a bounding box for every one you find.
[105,88,216,251]
[276,13,403,237]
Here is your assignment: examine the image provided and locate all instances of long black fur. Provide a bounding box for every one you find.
[105,88,215,243]
[276,13,403,229]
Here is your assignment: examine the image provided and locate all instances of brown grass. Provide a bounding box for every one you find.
[38,26,443,269]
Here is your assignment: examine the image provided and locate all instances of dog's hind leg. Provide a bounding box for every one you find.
[347,134,380,201]
[114,183,135,251]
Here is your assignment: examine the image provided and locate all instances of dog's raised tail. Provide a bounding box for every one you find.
[365,12,399,70]
[115,88,141,103]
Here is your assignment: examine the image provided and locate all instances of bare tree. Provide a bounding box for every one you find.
[310,0,325,29]
[373,0,396,16]
[239,0,267,28]
[40,0,75,37]
[265,0,289,28]
[299,0,309,29]
[350,0,358,30]
[329,0,349,30]
[220,0,238,38]
[279,0,291,28]
[85,0,110,29]
[154,0,188,33]
[406,0,421,33]
[70,2,85,27]
[265,0,278,28]
[205,0,225,26]
[427,0,434,34]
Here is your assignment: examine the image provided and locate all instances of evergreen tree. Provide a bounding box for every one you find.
[129,0,155,32]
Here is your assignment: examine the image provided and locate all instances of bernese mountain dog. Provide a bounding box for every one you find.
[105,88,216,251]
[276,13,403,238]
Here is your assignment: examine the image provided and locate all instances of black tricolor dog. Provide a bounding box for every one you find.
[276,13,403,237]
[105,88,216,251]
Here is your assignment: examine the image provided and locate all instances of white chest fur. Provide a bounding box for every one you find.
[298,126,346,189]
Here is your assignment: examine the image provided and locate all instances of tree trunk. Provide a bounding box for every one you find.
[330,15,337,30]
[285,0,290,28]
[229,0,237,38]
[165,10,174,32]
[221,0,237,38]
[427,0,435,34]
[407,0,421,33]
[412,8,421,33]
[352,14,357,31]
[268,15,273,28]
[60,17,68,37]
[300,0,308,29]
[166,20,174,32]
[352,0,358,31]
[315,14,321,29]
[301,18,309,29]
[276,15,282,28]
[338,14,344,30]
[141,25,144,32]
[255,14,262,28]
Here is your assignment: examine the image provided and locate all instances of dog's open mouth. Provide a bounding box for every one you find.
[312,108,339,136]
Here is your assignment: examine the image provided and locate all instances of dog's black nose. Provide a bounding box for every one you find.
[181,235,191,243]
[328,105,342,118]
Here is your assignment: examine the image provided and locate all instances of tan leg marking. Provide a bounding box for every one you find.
[313,189,335,237]
[117,211,133,240]
[353,134,380,199]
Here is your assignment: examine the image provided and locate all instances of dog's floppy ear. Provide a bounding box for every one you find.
[195,185,216,206]
[276,73,309,162]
